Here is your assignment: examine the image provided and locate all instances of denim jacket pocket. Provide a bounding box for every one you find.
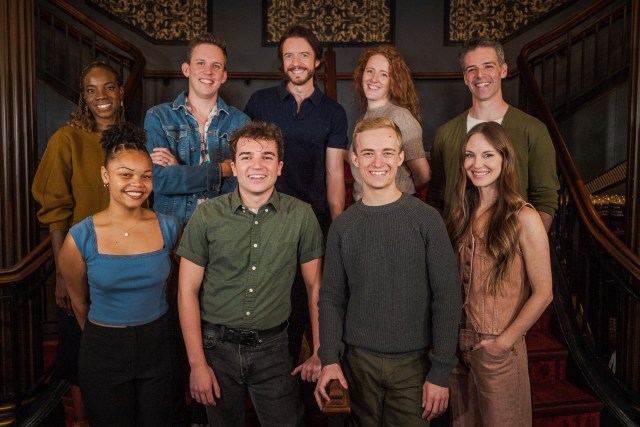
[162,125,189,155]
[219,132,231,160]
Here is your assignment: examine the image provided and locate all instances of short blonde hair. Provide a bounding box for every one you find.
[352,117,403,153]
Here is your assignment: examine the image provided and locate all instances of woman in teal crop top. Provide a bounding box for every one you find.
[59,123,181,427]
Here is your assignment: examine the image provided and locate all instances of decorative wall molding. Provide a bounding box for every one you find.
[263,0,394,46]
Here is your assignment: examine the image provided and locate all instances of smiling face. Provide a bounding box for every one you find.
[231,137,283,202]
[351,127,404,192]
[82,67,123,132]
[182,43,228,101]
[282,37,320,87]
[462,47,507,103]
[102,150,153,209]
[464,132,503,190]
[362,54,391,108]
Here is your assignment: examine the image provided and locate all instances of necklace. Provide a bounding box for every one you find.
[108,213,142,237]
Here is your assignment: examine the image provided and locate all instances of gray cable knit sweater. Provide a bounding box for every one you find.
[318,193,461,387]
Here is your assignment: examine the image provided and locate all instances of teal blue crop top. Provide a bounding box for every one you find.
[69,212,180,326]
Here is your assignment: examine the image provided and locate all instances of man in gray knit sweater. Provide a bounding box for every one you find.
[314,117,461,425]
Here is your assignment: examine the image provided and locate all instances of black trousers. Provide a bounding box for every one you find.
[79,313,174,427]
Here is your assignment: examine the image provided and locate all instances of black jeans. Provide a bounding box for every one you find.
[201,323,303,427]
[79,313,174,427]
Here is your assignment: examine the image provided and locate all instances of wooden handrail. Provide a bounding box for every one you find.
[48,0,146,108]
[0,236,52,284]
[517,0,640,280]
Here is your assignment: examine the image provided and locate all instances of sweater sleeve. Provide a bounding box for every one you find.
[32,129,74,232]
[393,109,424,162]
[526,121,559,216]
[317,222,349,365]
[426,126,446,211]
[424,209,462,387]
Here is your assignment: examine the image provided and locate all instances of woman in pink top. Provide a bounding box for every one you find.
[447,121,552,426]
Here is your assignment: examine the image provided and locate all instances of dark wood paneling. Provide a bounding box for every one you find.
[0,0,38,267]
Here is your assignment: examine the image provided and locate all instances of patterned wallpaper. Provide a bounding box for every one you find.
[447,0,575,43]
[86,0,208,43]
[263,0,394,46]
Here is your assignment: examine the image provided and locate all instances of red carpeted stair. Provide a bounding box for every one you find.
[527,310,603,426]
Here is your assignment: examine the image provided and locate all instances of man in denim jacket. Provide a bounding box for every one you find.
[145,33,249,226]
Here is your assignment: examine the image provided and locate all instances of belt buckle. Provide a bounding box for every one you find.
[238,329,258,345]
[225,328,258,345]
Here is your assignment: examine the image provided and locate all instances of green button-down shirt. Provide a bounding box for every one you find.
[177,189,324,330]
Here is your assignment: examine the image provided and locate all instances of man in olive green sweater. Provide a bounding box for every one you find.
[428,38,559,231]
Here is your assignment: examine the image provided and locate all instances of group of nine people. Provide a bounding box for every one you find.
[32,24,557,427]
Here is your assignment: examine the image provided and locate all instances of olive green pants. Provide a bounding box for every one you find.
[343,346,430,426]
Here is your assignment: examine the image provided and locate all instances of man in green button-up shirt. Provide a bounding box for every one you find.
[177,121,324,426]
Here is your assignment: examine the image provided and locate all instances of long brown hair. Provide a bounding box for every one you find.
[353,45,421,123]
[447,121,524,295]
[69,61,124,133]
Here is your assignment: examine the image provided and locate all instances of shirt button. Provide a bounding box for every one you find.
[255,221,259,225]
[246,311,251,316]
[465,261,471,267]
[463,277,469,284]
[265,208,269,212]
[253,243,258,248]
[249,288,254,293]
[251,266,256,270]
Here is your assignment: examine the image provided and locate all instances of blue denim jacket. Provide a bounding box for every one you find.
[144,91,250,225]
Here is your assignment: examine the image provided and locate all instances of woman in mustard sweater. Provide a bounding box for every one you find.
[32,61,124,427]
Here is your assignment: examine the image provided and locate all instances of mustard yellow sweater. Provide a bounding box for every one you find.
[32,125,109,232]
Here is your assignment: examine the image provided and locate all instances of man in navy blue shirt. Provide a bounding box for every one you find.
[245,24,348,365]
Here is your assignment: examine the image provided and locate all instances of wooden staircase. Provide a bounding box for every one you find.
[528,310,603,426]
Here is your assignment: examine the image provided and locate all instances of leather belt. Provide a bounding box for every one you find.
[206,321,287,346]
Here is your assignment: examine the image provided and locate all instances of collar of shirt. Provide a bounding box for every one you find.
[276,80,323,107]
[171,91,231,116]
[230,188,282,214]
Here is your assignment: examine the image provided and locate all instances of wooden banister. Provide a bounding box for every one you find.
[0,236,52,284]
[517,0,640,281]
[321,379,350,415]
[46,0,146,108]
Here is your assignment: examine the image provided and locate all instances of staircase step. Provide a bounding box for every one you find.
[532,379,603,426]
[527,330,569,382]
[529,308,554,335]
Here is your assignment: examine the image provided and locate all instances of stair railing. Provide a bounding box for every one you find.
[0,237,55,423]
[36,0,145,121]
[519,1,631,119]
[517,0,640,424]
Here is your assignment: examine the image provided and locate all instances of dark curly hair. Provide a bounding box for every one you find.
[101,122,149,167]
[229,121,284,161]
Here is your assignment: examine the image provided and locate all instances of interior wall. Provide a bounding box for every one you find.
[560,81,630,182]
[54,0,603,153]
